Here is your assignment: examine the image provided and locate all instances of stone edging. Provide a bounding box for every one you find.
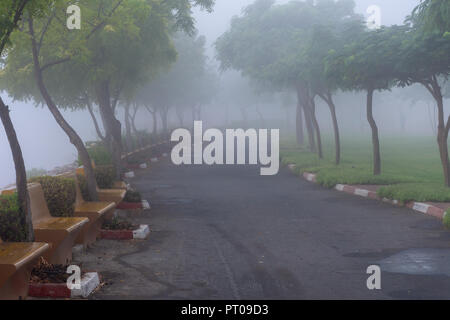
[287,164,446,220]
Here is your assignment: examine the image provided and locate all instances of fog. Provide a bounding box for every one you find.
[0,0,445,187]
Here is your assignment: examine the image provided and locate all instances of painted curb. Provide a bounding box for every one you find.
[116,201,143,210]
[100,229,133,240]
[71,272,100,298]
[302,172,317,183]
[334,184,379,200]
[28,272,100,299]
[133,225,150,240]
[406,202,445,219]
[142,200,151,210]
[297,170,446,221]
[124,171,135,178]
[100,224,150,240]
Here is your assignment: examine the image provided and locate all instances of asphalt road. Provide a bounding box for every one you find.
[87,158,450,300]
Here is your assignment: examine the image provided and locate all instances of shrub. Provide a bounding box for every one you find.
[77,166,116,201]
[124,190,142,203]
[29,176,76,217]
[76,174,91,201]
[0,193,27,242]
[79,143,113,166]
[95,165,116,188]
[444,210,450,229]
[102,217,137,231]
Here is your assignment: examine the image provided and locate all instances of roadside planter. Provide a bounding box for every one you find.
[124,171,135,179]
[100,223,150,240]
[139,163,148,169]
[28,259,100,299]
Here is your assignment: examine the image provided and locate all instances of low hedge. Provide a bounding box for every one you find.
[80,143,113,166]
[95,165,116,188]
[0,193,27,242]
[77,165,116,201]
[29,176,76,217]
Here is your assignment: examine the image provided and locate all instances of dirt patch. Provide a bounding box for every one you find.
[30,257,82,284]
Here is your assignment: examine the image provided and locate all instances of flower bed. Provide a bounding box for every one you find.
[100,218,149,240]
[28,258,100,299]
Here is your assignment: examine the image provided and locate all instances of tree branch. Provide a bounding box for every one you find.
[0,0,29,55]
[40,57,71,72]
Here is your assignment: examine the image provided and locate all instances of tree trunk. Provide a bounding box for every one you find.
[295,101,304,146]
[309,96,323,159]
[0,97,34,241]
[296,86,316,152]
[367,88,381,176]
[176,107,184,127]
[28,18,99,200]
[145,106,157,136]
[124,102,133,151]
[131,104,142,148]
[255,105,266,128]
[239,107,248,127]
[95,80,123,179]
[159,106,169,138]
[424,80,450,187]
[86,97,106,142]
[319,92,341,165]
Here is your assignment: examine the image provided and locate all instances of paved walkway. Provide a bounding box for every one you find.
[82,159,450,299]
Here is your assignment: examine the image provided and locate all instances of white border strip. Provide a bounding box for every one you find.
[71,272,100,298]
[412,202,431,214]
[142,200,151,210]
[125,171,135,178]
[133,225,150,240]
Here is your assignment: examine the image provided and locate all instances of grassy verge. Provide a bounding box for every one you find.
[281,135,450,202]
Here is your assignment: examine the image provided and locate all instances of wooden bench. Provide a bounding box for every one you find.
[0,238,49,300]
[3,184,89,265]
[97,187,126,207]
[59,173,116,246]
[112,181,127,190]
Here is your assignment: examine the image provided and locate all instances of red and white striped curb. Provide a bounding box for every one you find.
[100,224,150,240]
[29,272,100,299]
[406,202,445,219]
[302,172,317,183]
[294,168,447,221]
[334,184,379,200]
[139,163,148,169]
[124,171,135,178]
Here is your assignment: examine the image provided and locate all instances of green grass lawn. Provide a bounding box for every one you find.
[281,135,450,202]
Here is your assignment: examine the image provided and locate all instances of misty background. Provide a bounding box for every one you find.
[0,0,442,187]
